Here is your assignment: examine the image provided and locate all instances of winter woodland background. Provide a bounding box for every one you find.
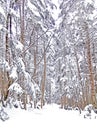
[0,0,97,118]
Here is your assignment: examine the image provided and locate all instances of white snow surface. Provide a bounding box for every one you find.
[0,104,97,130]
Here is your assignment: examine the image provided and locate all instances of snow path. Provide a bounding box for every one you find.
[0,104,97,130]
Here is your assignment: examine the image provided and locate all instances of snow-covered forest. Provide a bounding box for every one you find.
[0,0,97,123]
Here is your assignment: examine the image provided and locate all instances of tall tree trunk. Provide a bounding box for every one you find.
[19,0,27,109]
[4,1,14,101]
[74,47,86,109]
[20,0,25,45]
[33,45,38,109]
[5,14,10,64]
[41,45,46,108]
[5,13,12,100]
[84,22,97,108]
[33,30,38,82]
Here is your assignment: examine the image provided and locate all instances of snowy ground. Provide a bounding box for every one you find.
[0,104,97,130]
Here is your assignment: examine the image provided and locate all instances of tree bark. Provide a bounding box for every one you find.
[41,45,46,108]
[84,22,97,108]
[74,47,86,108]
[5,14,10,64]
[20,0,25,45]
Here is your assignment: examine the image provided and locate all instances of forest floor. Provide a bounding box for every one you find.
[0,104,97,130]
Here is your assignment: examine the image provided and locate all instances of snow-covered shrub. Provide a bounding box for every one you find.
[0,107,9,121]
[10,56,41,109]
[84,104,93,112]
[82,104,97,119]
[9,83,23,94]
[20,71,41,109]
[6,83,23,108]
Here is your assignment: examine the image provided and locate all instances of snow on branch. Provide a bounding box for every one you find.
[16,57,25,72]
[0,5,6,18]
[9,8,19,18]
[0,59,10,71]
[27,0,40,17]
[9,66,18,80]
[15,40,24,51]
[0,24,3,30]
[8,83,23,95]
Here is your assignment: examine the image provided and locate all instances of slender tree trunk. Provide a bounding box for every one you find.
[32,30,39,108]
[41,45,46,108]
[20,0,25,45]
[74,47,86,108]
[84,22,97,108]
[33,46,37,109]
[5,12,12,100]
[33,44,38,82]
[0,69,3,103]
[5,14,10,64]
[19,0,27,109]
[4,1,14,100]
[92,41,97,94]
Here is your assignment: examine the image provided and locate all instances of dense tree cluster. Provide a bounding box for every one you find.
[0,0,97,111]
